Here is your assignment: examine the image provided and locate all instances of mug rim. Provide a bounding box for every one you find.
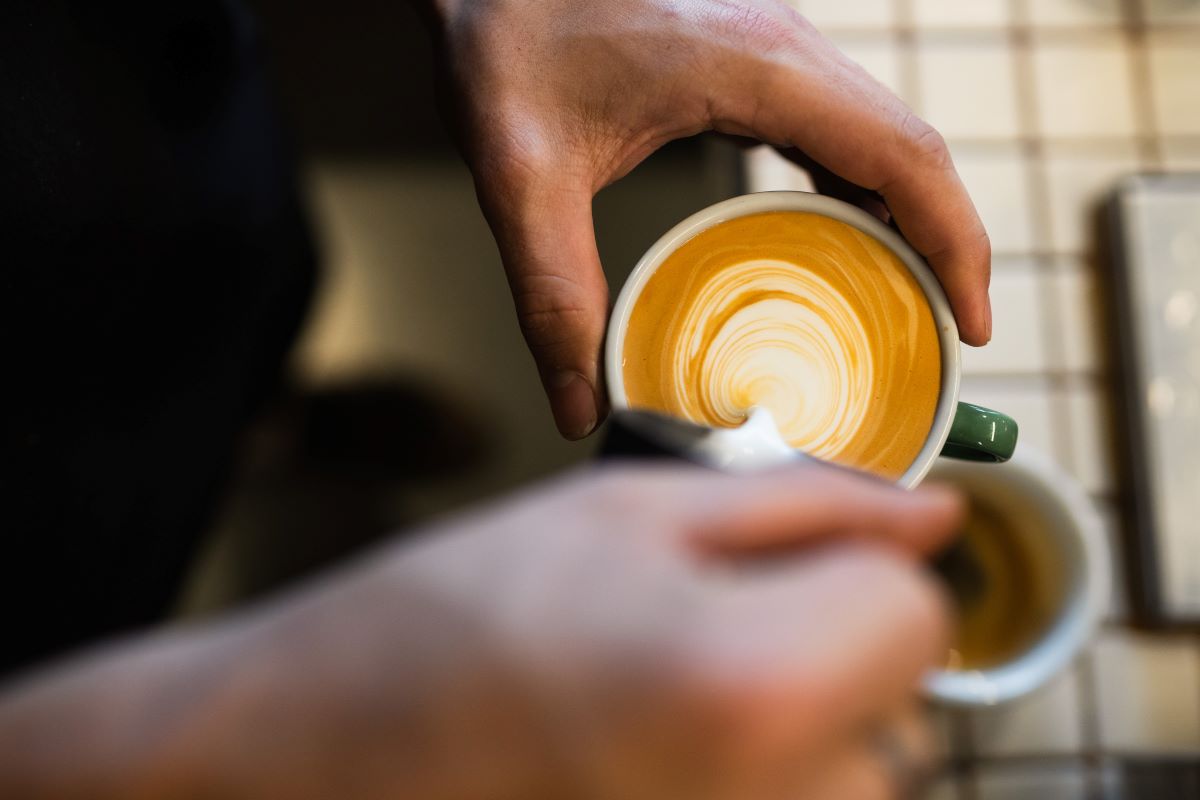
[922,445,1110,707]
[604,191,962,489]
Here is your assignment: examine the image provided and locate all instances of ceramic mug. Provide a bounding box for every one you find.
[924,447,1110,706]
[604,191,1017,488]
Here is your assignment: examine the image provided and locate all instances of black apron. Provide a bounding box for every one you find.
[1,0,316,676]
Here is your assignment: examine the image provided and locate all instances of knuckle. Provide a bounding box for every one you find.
[711,2,805,53]
[671,663,803,772]
[667,629,816,767]
[785,6,819,35]
[895,110,951,171]
[469,106,561,191]
[517,301,587,346]
[512,275,597,353]
[968,227,993,265]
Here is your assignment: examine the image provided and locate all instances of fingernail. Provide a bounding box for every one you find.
[984,301,993,343]
[548,371,598,440]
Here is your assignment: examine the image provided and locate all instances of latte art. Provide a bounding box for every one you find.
[622,211,941,480]
[678,260,875,461]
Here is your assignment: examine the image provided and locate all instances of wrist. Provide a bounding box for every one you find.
[0,622,258,798]
[211,565,563,800]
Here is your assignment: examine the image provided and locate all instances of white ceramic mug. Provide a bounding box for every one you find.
[604,191,1016,489]
[923,446,1110,706]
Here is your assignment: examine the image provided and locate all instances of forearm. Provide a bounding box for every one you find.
[0,581,394,799]
[0,617,265,798]
[0,550,551,800]
[0,580,426,799]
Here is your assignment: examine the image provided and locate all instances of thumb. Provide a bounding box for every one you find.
[477,174,609,439]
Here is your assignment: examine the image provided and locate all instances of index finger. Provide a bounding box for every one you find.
[709,20,992,345]
[678,464,964,559]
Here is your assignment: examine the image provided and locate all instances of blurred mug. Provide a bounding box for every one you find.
[605,191,1017,489]
[925,446,1111,706]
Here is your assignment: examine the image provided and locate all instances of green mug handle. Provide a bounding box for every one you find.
[940,402,1018,462]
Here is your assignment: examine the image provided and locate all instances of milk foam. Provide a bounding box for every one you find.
[672,259,874,461]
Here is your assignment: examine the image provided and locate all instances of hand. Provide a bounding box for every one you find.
[249,464,961,799]
[0,464,961,799]
[423,0,992,438]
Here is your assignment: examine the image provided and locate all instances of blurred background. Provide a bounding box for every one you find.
[174,0,741,610]
[174,0,1200,797]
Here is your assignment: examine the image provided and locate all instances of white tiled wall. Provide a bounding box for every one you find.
[951,146,1037,254]
[970,667,1086,756]
[1147,38,1200,135]
[791,0,897,28]
[917,40,1022,139]
[1097,502,1130,621]
[1163,140,1200,170]
[960,265,1050,374]
[760,1,1200,796]
[744,146,815,193]
[974,764,1090,800]
[1065,385,1118,494]
[1093,631,1200,753]
[1051,262,1104,374]
[1144,0,1200,24]
[1042,145,1142,253]
[1019,0,1125,28]
[912,0,1012,29]
[1032,40,1138,139]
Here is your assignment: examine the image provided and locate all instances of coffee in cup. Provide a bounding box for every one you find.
[935,497,1065,671]
[621,210,941,481]
[925,447,1109,706]
[606,192,1016,488]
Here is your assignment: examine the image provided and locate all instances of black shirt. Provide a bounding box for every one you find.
[1,1,315,676]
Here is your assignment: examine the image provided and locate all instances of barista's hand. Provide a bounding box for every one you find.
[422,0,992,438]
[243,465,963,799]
[0,464,962,799]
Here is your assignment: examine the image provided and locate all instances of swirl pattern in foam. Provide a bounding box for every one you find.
[622,211,941,480]
[678,259,875,461]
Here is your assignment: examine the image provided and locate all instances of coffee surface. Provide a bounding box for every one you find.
[942,498,1063,671]
[621,211,941,479]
